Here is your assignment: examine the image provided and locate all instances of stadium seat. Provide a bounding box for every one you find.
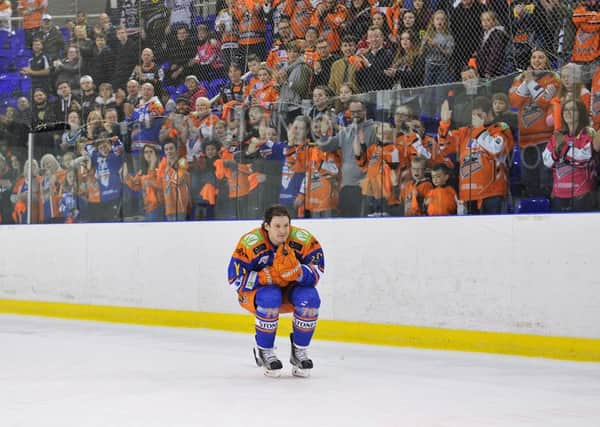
[59,27,70,43]
[0,31,9,49]
[0,72,20,95]
[208,78,229,98]
[20,76,31,95]
[514,197,551,214]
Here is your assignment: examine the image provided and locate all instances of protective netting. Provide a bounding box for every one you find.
[0,0,599,223]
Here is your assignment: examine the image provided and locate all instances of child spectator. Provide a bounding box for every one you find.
[424,162,457,216]
[245,66,279,110]
[400,155,433,216]
[215,0,238,71]
[542,99,600,212]
[335,82,357,127]
[491,93,518,132]
[354,121,400,216]
[60,111,84,152]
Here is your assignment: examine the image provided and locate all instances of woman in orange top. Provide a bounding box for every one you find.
[123,144,165,222]
[245,66,279,110]
[509,49,560,197]
[158,139,191,221]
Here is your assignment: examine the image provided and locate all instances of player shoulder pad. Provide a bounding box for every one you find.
[288,226,314,252]
[240,228,266,249]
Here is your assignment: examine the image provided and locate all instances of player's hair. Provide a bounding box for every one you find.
[262,205,291,228]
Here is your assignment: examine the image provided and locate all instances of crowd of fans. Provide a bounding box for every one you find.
[0,0,599,224]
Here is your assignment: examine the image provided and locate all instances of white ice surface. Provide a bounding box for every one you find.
[1,314,599,427]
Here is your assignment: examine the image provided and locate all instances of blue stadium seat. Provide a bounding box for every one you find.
[175,83,187,96]
[204,14,216,31]
[166,85,177,97]
[20,76,31,94]
[208,78,229,98]
[514,197,551,214]
[0,72,20,95]
[12,29,25,50]
[59,27,70,43]
[0,31,9,49]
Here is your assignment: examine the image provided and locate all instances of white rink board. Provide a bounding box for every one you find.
[0,214,599,338]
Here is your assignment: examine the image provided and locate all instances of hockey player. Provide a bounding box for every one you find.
[228,204,324,377]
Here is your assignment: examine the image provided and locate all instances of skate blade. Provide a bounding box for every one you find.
[291,366,310,378]
[263,368,282,378]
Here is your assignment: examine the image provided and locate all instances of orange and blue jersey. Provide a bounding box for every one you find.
[228,225,325,294]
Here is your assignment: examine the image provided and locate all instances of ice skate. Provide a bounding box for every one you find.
[289,333,313,378]
[253,346,283,378]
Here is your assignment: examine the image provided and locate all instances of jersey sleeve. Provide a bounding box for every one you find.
[227,229,264,292]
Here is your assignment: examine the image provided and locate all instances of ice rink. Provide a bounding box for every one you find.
[1,314,599,427]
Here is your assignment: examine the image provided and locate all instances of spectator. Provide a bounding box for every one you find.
[542,99,600,212]
[353,121,400,216]
[84,110,104,143]
[38,153,65,223]
[53,81,81,124]
[317,99,377,217]
[18,0,47,48]
[0,1,11,34]
[246,66,279,110]
[340,0,371,42]
[105,0,140,39]
[164,24,197,87]
[313,37,339,88]
[215,0,238,71]
[129,83,164,172]
[510,0,536,71]
[0,107,28,155]
[191,24,225,81]
[130,48,164,91]
[125,79,141,107]
[411,0,433,36]
[72,25,94,74]
[0,152,16,223]
[302,26,320,67]
[355,26,395,93]
[15,97,32,127]
[448,66,491,129]
[158,138,191,221]
[21,38,51,94]
[182,75,208,109]
[424,162,457,216]
[438,96,513,214]
[509,49,559,197]
[310,0,348,53]
[399,155,433,216]
[78,75,97,122]
[59,110,83,152]
[275,42,312,131]
[216,63,246,107]
[95,83,117,117]
[393,10,419,44]
[536,0,570,63]
[334,82,357,127]
[385,30,424,88]
[160,95,189,148]
[111,26,139,91]
[328,35,360,95]
[449,0,485,77]
[308,85,333,122]
[82,134,124,222]
[421,10,454,87]
[473,10,511,79]
[30,88,56,156]
[53,45,83,93]
[491,92,517,132]
[97,12,118,49]
[122,143,164,222]
[232,0,267,70]
[547,63,590,131]
[165,0,195,36]
[34,14,65,61]
[11,159,40,224]
[266,18,297,70]
[88,34,115,88]
[140,0,170,59]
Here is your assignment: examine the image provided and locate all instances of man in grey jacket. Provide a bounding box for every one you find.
[275,42,312,136]
[316,99,377,217]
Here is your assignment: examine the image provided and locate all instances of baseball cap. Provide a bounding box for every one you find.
[42,14,52,21]
[175,96,190,104]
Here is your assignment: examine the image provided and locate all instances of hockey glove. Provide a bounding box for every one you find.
[258,267,284,286]
[273,244,302,283]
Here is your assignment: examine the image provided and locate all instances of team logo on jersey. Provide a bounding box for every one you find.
[521,104,544,128]
[460,152,482,178]
[577,31,595,44]
[293,229,310,243]
[253,243,267,254]
[242,232,261,247]
[258,255,270,265]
